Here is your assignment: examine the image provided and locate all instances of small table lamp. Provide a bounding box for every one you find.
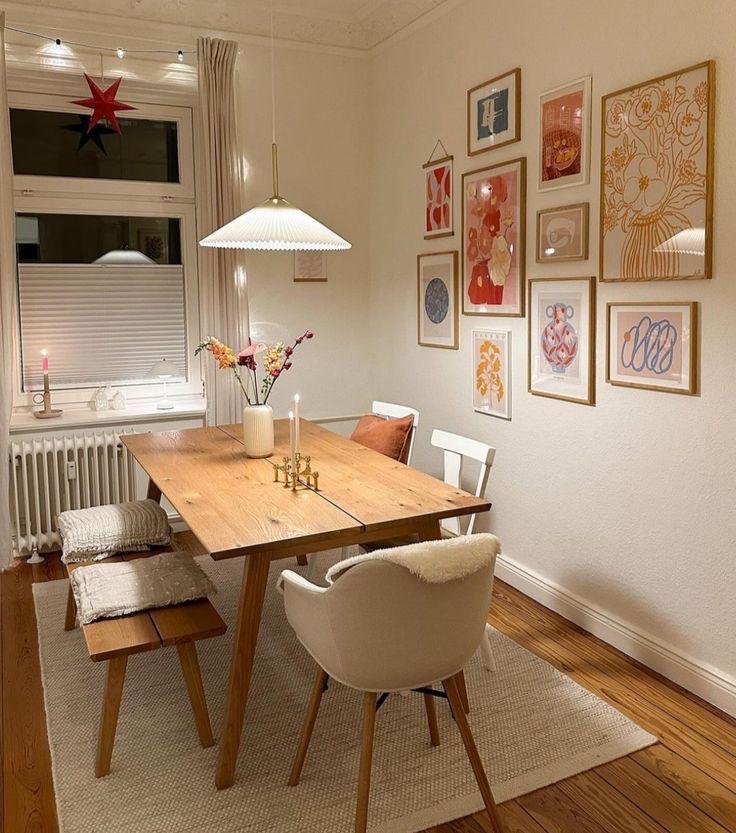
[150,358,174,410]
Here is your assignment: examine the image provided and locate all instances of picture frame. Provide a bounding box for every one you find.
[536,202,589,263]
[600,60,715,282]
[417,251,459,349]
[528,276,596,405]
[294,251,327,282]
[538,76,591,192]
[606,301,697,395]
[473,329,511,420]
[467,68,521,157]
[423,154,454,239]
[461,157,526,318]
[137,228,168,264]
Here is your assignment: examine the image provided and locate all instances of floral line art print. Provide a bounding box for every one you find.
[601,62,714,281]
[475,338,505,407]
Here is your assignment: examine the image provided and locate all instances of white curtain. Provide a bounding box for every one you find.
[196,37,250,426]
[0,13,17,570]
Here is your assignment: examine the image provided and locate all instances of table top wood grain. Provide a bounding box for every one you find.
[122,420,490,559]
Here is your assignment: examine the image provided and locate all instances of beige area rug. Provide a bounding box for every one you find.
[33,551,656,833]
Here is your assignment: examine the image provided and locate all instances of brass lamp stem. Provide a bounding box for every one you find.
[271,143,280,197]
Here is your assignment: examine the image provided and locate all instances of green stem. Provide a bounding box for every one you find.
[232,368,252,406]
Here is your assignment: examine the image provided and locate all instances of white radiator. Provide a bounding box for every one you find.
[9,431,137,557]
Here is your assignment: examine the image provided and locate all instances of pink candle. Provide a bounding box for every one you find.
[41,350,49,374]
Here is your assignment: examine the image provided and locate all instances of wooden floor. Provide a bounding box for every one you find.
[3,534,736,833]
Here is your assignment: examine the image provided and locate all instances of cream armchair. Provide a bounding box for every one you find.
[279,533,504,833]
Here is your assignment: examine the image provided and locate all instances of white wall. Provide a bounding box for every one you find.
[368,0,736,709]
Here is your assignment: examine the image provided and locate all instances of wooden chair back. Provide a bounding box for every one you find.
[372,400,420,466]
[430,429,495,536]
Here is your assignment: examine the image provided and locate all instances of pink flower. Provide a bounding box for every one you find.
[283,361,292,370]
[270,369,280,378]
[237,339,266,360]
[285,346,293,356]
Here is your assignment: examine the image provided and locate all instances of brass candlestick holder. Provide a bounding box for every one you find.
[273,453,320,491]
[32,374,63,419]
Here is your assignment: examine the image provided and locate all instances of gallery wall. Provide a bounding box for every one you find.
[368,0,736,711]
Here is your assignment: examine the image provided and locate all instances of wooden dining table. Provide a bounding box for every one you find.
[122,419,491,789]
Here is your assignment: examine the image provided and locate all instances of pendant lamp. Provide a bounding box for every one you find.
[199,4,351,252]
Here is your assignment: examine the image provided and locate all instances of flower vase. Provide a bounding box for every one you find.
[242,404,274,458]
[542,303,578,374]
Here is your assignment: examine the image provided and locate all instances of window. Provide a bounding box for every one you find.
[11,87,199,406]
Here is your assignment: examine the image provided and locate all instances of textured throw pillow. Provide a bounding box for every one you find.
[57,499,172,564]
[350,414,414,463]
[70,551,216,625]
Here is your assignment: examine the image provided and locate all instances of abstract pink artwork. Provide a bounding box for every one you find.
[538,77,591,192]
[423,156,453,239]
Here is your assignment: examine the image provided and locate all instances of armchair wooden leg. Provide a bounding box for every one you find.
[95,655,128,778]
[296,554,309,566]
[64,584,77,631]
[289,668,329,786]
[423,691,440,747]
[355,692,377,833]
[456,670,470,714]
[443,674,504,833]
[177,642,214,748]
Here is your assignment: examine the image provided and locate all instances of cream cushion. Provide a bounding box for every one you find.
[58,499,171,564]
[70,551,216,626]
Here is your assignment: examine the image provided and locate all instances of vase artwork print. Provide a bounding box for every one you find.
[423,155,453,239]
[606,302,697,394]
[473,329,511,420]
[600,61,714,281]
[462,157,526,318]
[528,277,595,405]
[538,77,591,192]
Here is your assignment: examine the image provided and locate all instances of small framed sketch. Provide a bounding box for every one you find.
[600,61,715,281]
[417,251,459,349]
[528,276,596,405]
[536,203,589,262]
[606,302,697,395]
[462,157,526,317]
[538,76,591,191]
[294,251,327,282]
[467,68,521,156]
[424,154,453,239]
[473,329,511,420]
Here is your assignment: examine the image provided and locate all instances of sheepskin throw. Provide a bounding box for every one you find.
[58,499,172,564]
[325,533,501,585]
[70,551,216,625]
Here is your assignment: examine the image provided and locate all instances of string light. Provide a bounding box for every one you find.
[5,25,189,62]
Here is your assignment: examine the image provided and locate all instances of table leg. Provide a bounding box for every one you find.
[146,479,162,503]
[216,553,271,789]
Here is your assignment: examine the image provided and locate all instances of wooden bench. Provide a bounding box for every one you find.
[64,553,226,777]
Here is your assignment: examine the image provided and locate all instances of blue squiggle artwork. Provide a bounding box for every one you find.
[620,315,678,375]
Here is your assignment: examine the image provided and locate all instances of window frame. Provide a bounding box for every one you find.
[8,90,195,202]
[9,82,202,410]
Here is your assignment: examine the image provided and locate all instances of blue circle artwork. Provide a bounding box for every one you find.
[424,278,449,324]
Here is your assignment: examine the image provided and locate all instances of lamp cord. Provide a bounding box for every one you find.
[270,0,276,146]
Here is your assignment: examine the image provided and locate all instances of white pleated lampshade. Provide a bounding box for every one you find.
[199,196,351,251]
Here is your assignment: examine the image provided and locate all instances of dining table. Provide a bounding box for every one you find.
[121,418,491,789]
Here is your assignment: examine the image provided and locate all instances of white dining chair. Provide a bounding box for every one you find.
[431,428,497,672]
[371,400,420,466]
[279,534,505,833]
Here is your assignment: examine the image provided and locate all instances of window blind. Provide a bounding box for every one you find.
[18,264,187,390]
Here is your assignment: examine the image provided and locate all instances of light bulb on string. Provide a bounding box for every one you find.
[177,50,184,62]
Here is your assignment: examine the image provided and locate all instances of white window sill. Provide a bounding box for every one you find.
[10,397,206,434]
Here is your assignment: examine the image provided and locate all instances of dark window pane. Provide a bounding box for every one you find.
[10,109,180,183]
[16,214,182,265]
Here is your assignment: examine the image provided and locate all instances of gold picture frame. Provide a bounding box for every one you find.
[423,153,454,240]
[599,60,715,282]
[536,202,589,263]
[467,67,521,157]
[417,250,459,350]
[461,157,526,318]
[528,276,596,405]
[606,301,698,395]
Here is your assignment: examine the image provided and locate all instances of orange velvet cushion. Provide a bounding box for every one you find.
[350,414,414,464]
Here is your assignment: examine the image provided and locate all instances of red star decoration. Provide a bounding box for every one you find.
[70,74,137,135]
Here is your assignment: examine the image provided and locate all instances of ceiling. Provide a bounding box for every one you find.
[16,0,452,51]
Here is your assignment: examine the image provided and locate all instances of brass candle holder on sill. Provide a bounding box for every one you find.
[33,374,63,419]
[273,453,320,492]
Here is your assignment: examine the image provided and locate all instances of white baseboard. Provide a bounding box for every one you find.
[495,553,736,720]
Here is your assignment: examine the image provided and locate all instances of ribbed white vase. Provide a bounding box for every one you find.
[242,405,274,458]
